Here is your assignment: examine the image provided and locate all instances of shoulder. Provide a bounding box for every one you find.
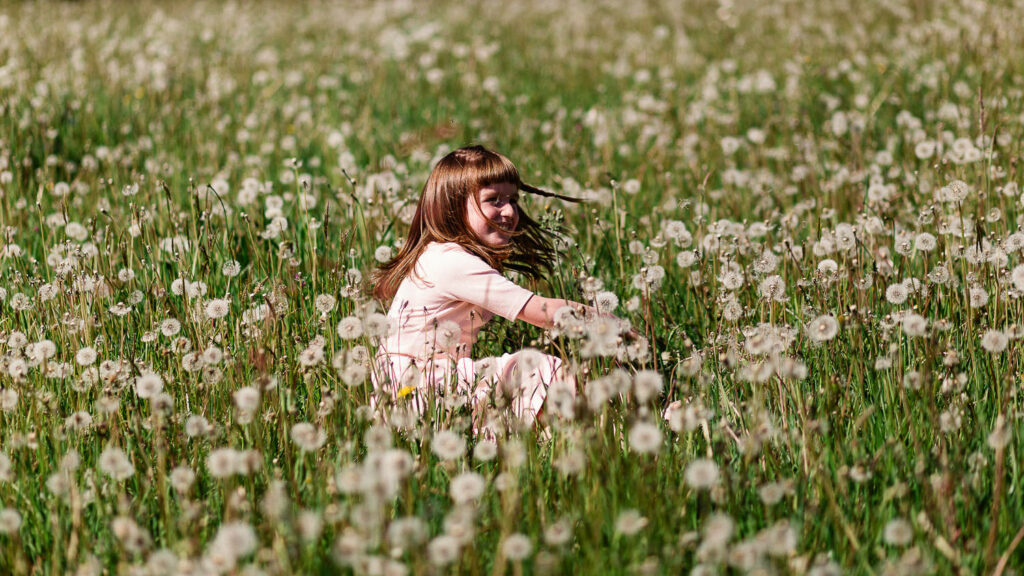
[421,242,491,269]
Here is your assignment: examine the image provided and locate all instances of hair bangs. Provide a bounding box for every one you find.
[470,151,521,190]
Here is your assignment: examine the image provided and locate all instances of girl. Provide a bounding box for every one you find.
[372,145,624,430]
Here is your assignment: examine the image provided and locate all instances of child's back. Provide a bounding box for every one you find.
[383,241,533,361]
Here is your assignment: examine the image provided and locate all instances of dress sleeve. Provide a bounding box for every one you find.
[429,247,535,321]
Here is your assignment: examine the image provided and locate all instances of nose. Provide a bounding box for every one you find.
[501,202,517,223]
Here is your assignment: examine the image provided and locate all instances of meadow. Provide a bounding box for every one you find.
[1,0,1023,573]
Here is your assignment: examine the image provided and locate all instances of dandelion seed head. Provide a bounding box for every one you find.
[684,458,720,490]
[759,521,798,557]
[363,313,390,339]
[885,283,908,305]
[76,346,98,366]
[6,331,28,350]
[315,294,336,314]
[0,508,20,534]
[222,260,242,277]
[1011,265,1024,292]
[544,518,573,547]
[374,245,394,263]
[901,313,928,338]
[290,422,327,451]
[473,440,498,462]
[817,259,838,276]
[677,250,698,267]
[945,180,970,202]
[169,466,195,493]
[806,315,839,343]
[450,471,486,504]
[633,370,663,403]
[758,480,792,505]
[940,409,962,434]
[987,414,1011,450]
[364,424,392,452]
[628,421,663,454]
[297,345,324,367]
[233,386,260,413]
[914,140,935,160]
[209,521,258,562]
[969,286,989,308]
[430,320,462,349]
[185,415,213,438]
[205,298,231,319]
[206,447,241,478]
[614,509,648,536]
[427,534,461,566]
[297,510,324,543]
[718,270,744,290]
[914,232,937,252]
[981,329,1008,353]
[146,550,180,573]
[337,316,364,340]
[98,446,134,481]
[134,372,164,399]
[431,430,466,461]
[341,364,367,387]
[758,275,787,302]
[882,518,914,547]
[501,533,533,561]
[503,438,527,468]
[387,517,428,551]
[595,290,619,313]
[0,453,12,482]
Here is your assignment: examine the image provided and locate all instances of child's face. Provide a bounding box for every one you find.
[466,182,519,247]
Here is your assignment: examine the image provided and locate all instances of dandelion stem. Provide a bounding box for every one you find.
[984,444,1006,570]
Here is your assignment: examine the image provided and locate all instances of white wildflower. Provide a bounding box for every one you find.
[684,459,720,490]
[205,298,231,319]
[431,430,466,461]
[806,315,839,343]
[882,518,914,547]
[450,472,486,504]
[98,447,134,481]
[290,423,327,451]
[628,421,663,454]
[501,533,533,561]
[76,346,98,366]
[336,317,363,340]
[614,509,648,536]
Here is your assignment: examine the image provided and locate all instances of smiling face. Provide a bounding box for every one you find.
[466,182,520,247]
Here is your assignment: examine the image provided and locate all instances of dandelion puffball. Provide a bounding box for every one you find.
[684,458,720,490]
[806,315,839,343]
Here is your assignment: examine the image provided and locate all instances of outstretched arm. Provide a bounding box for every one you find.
[518,294,641,341]
[516,295,594,330]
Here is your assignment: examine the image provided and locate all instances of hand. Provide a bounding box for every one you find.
[622,325,641,342]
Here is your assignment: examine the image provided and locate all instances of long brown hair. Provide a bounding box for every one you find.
[373,145,563,302]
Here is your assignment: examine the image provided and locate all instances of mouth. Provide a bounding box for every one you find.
[489,227,513,244]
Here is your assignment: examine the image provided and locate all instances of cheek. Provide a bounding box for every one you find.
[465,201,486,227]
[467,210,485,232]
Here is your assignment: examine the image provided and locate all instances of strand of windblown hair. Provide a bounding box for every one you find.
[520,183,583,203]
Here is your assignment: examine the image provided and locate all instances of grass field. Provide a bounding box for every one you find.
[1,0,1024,574]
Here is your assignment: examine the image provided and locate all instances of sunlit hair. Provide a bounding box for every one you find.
[373,145,560,301]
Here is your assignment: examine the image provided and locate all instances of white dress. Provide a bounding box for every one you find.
[373,242,573,427]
